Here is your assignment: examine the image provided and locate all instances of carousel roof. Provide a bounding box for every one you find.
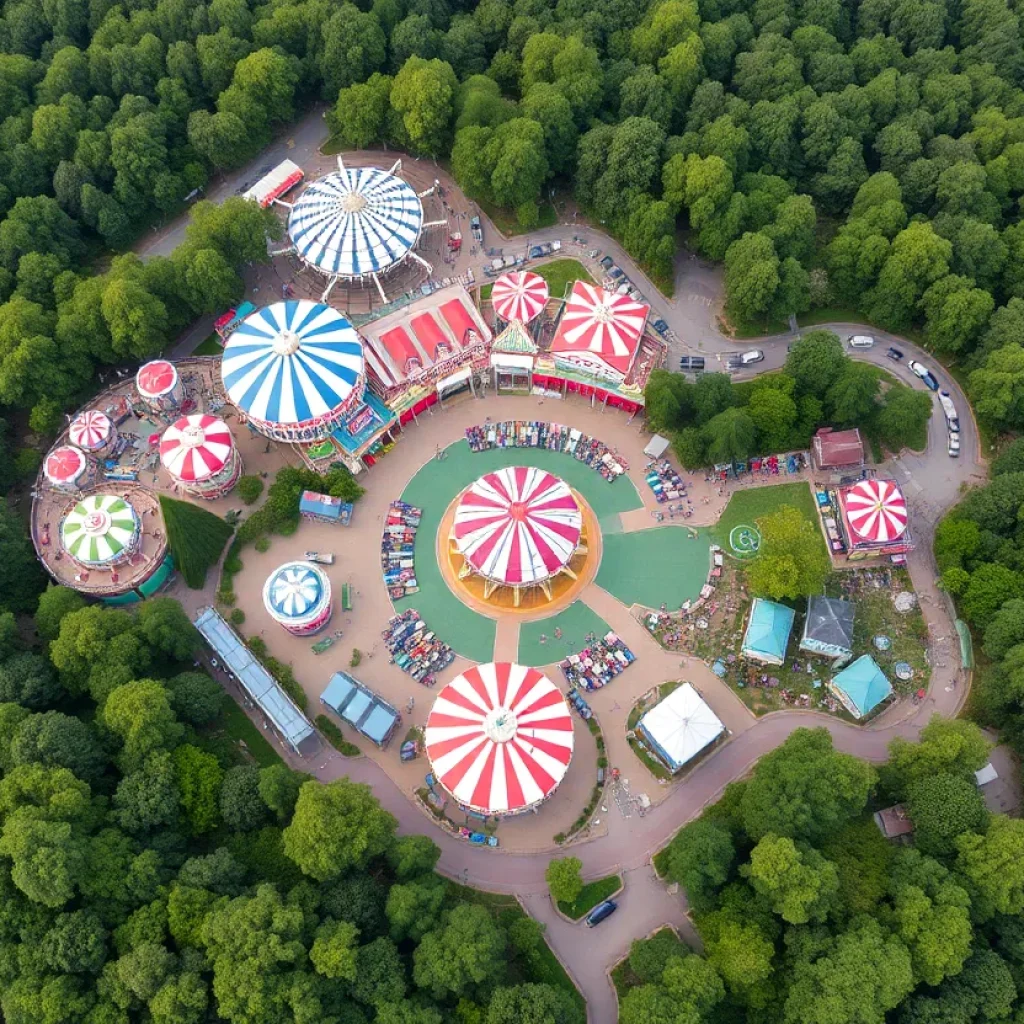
[287,164,423,278]
[491,271,550,324]
[843,478,908,543]
[160,414,235,483]
[453,467,582,586]
[424,662,574,815]
[61,493,139,564]
[45,446,87,485]
[69,410,112,450]
[136,360,178,399]
[550,281,649,374]
[263,561,331,624]
[222,301,364,427]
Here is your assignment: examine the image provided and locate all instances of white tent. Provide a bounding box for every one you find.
[975,763,998,786]
[637,683,725,773]
[644,434,670,459]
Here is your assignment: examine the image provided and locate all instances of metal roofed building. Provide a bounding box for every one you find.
[800,595,856,658]
[320,671,400,747]
[194,606,315,752]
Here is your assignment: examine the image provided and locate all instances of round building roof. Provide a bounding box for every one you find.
[491,271,549,324]
[287,165,423,278]
[221,301,364,428]
[69,410,113,451]
[453,467,582,586]
[844,478,908,543]
[61,493,140,565]
[45,446,88,486]
[160,414,235,483]
[263,561,332,627]
[136,360,178,399]
[424,662,574,815]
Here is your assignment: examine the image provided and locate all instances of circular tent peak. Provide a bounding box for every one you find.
[69,410,113,452]
[159,413,240,497]
[262,560,333,635]
[491,271,550,324]
[424,662,574,816]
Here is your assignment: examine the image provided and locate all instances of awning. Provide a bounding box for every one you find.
[644,434,670,458]
[436,366,472,393]
[490,353,535,370]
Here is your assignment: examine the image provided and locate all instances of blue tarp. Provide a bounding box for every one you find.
[742,598,795,665]
[320,670,399,747]
[830,654,892,718]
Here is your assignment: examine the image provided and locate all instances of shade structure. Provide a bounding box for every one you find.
[222,301,365,442]
[830,654,892,719]
[843,479,908,543]
[453,467,582,592]
[741,598,795,665]
[491,271,549,324]
[263,561,333,636]
[69,410,113,452]
[136,360,182,409]
[550,281,649,380]
[637,682,725,773]
[61,493,141,566]
[287,165,424,279]
[159,413,241,498]
[44,446,89,491]
[424,662,574,815]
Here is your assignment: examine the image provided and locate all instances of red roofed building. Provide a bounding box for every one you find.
[813,428,865,471]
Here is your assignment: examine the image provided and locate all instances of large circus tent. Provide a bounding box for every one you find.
[285,157,442,301]
[451,466,583,602]
[221,300,367,443]
[159,413,242,498]
[491,271,549,324]
[836,478,912,557]
[549,281,650,383]
[424,662,575,816]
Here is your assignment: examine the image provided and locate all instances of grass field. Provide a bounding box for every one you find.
[193,333,223,355]
[596,527,711,610]
[159,495,234,588]
[557,874,621,920]
[711,482,822,557]
[533,258,594,299]
[518,601,611,667]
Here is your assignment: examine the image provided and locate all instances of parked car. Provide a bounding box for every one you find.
[608,266,624,279]
[948,431,961,458]
[652,318,670,335]
[739,349,764,365]
[600,255,614,268]
[529,245,544,258]
[470,216,483,243]
[886,346,904,361]
[541,242,554,255]
[679,356,706,372]
[848,334,875,348]
[586,901,618,927]
[909,360,940,390]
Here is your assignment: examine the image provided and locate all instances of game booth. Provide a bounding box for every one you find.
[834,478,912,561]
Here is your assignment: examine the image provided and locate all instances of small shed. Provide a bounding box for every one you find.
[644,434,671,459]
[320,671,400,747]
[299,490,353,525]
[637,683,726,773]
[874,803,915,842]
[830,654,892,718]
[741,598,795,665]
[812,427,865,471]
[800,596,855,658]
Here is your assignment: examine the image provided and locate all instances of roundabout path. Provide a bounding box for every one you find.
[154,140,992,1023]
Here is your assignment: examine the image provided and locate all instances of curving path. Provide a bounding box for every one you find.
[155,137,992,1023]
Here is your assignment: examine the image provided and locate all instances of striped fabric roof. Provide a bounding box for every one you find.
[69,410,113,451]
[425,663,575,814]
[61,494,139,565]
[159,414,235,483]
[287,165,423,278]
[45,446,87,485]
[843,479,908,543]
[550,281,649,375]
[221,302,364,427]
[491,271,549,323]
[263,561,332,626]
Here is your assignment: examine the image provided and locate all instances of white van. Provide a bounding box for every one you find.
[848,335,875,348]
[939,391,960,432]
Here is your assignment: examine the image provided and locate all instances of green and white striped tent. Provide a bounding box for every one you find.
[61,493,140,565]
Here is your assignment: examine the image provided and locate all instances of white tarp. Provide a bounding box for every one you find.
[637,682,725,772]
[644,434,670,459]
[975,762,998,786]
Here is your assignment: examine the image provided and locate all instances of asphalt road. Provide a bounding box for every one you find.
[148,136,995,1024]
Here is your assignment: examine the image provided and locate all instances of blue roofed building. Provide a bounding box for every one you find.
[741,598,796,665]
[320,671,400,747]
[829,655,893,719]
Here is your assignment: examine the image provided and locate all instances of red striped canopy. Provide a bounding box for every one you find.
[843,478,908,543]
[550,281,649,375]
[425,662,575,814]
[159,414,235,483]
[491,271,549,324]
[69,410,112,450]
[453,467,582,585]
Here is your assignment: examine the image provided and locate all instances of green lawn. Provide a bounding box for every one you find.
[596,527,711,610]
[518,601,611,667]
[557,874,622,920]
[193,333,224,355]
[533,259,594,300]
[711,482,822,556]
[158,495,235,588]
[477,198,558,236]
[480,283,493,300]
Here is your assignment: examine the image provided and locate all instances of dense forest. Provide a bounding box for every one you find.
[644,329,933,467]
[0,587,584,1024]
[639,721,1024,1024]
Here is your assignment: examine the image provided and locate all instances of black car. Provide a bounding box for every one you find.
[887,346,904,361]
[679,356,705,372]
[586,900,618,927]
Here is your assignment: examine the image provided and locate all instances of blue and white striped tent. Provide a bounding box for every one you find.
[287,165,424,278]
[221,301,364,435]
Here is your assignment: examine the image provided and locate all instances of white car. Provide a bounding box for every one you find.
[848,334,875,348]
[908,360,939,391]
[948,432,960,458]
[739,349,764,365]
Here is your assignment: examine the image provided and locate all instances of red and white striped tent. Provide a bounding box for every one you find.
[452,466,582,601]
[160,414,235,485]
[549,281,649,381]
[424,662,575,815]
[842,478,908,543]
[491,271,549,324]
[69,410,113,451]
[44,446,89,490]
